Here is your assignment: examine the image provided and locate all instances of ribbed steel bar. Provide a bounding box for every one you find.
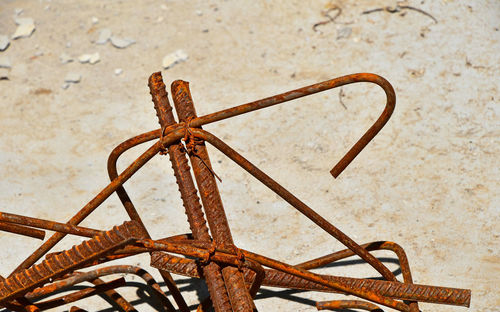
[25,274,137,312]
[296,241,418,311]
[84,72,190,312]
[149,244,470,307]
[149,72,231,312]
[259,267,470,307]
[0,221,145,305]
[222,267,256,312]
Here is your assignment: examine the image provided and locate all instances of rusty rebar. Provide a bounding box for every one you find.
[0,72,471,311]
[296,241,419,311]
[149,72,231,312]
[148,241,470,307]
[0,211,103,238]
[317,299,383,311]
[143,239,409,311]
[222,267,256,312]
[0,221,45,240]
[0,221,145,305]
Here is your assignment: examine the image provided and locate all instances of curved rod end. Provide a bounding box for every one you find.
[329,74,396,178]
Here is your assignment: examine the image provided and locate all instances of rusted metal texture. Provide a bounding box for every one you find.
[150,72,231,312]
[316,299,383,311]
[0,211,102,238]
[0,221,45,240]
[148,242,470,307]
[0,221,145,305]
[0,72,470,311]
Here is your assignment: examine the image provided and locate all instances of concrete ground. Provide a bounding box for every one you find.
[0,1,498,311]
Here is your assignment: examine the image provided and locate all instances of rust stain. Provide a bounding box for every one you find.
[32,88,52,95]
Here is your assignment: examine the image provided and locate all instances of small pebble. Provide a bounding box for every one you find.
[64,72,81,83]
[59,53,73,64]
[110,36,135,49]
[337,27,352,40]
[66,41,72,48]
[78,54,91,63]
[89,52,100,64]
[78,52,100,64]
[12,17,35,39]
[114,68,123,76]
[0,35,10,51]
[195,10,203,16]
[34,50,43,57]
[91,16,99,24]
[96,28,112,44]
[61,82,70,89]
[162,49,188,69]
[14,8,24,16]
[0,56,11,68]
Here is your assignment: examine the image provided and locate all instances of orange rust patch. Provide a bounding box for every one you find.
[32,88,52,95]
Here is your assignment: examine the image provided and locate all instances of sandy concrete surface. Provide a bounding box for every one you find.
[0,1,498,311]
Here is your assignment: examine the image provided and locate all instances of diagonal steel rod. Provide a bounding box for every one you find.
[0,221,146,305]
[0,211,102,238]
[166,127,397,282]
[0,221,45,240]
